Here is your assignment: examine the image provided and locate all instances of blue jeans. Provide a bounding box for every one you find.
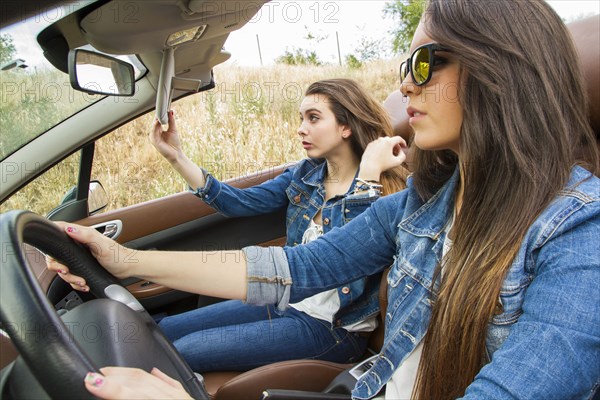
[158,300,368,372]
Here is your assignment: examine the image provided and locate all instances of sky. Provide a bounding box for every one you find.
[2,1,599,68]
[222,0,600,66]
[222,1,398,66]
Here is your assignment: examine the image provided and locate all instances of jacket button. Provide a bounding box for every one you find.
[345,209,350,213]
[323,218,330,225]
[294,195,301,202]
[341,287,350,294]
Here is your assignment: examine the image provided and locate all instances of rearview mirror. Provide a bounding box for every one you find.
[68,49,135,96]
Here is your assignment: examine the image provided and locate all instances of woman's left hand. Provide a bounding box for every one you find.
[84,367,193,400]
[46,256,89,293]
[359,136,407,181]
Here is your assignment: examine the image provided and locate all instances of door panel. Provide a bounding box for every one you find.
[77,165,289,244]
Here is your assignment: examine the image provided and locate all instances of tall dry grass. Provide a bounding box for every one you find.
[2,59,401,215]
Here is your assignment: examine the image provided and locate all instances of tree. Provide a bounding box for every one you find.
[0,33,17,66]
[384,0,427,54]
[345,54,362,69]
[345,35,385,69]
[275,27,325,66]
[276,48,322,66]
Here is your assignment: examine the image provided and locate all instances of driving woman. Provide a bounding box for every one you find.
[62,0,599,398]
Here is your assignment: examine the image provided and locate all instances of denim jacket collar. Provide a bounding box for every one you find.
[301,159,360,197]
[301,159,326,188]
[399,168,459,240]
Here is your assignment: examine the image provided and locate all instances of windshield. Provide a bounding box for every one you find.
[0,7,144,161]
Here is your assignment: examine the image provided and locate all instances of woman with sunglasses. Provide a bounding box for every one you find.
[72,0,598,398]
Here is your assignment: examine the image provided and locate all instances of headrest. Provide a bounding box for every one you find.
[383,89,412,166]
[568,14,600,138]
[383,89,410,141]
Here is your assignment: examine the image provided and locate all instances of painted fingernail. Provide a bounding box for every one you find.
[59,270,65,274]
[85,372,104,387]
[66,226,77,233]
[82,287,89,292]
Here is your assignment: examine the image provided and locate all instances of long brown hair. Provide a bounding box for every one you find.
[410,1,600,399]
[305,79,408,195]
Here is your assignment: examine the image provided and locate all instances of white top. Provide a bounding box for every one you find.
[290,219,378,332]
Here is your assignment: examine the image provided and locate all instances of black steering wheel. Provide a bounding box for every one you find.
[0,210,208,399]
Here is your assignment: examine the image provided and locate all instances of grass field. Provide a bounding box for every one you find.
[1,58,402,215]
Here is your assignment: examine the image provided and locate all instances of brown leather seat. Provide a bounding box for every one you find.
[571,16,600,135]
[201,14,600,399]
[383,89,413,169]
[570,15,600,151]
[204,360,354,400]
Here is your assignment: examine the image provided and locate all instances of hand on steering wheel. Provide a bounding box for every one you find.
[84,367,192,399]
[46,221,137,292]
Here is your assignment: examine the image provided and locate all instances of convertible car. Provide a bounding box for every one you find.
[0,1,598,399]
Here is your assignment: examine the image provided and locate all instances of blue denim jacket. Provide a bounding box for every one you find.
[192,158,384,327]
[242,166,600,399]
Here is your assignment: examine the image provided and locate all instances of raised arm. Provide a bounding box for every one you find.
[150,110,206,190]
[150,110,292,217]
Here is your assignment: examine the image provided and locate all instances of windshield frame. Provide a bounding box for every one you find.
[0,6,146,161]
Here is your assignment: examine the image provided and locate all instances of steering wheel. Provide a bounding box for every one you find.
[0,210,208,399]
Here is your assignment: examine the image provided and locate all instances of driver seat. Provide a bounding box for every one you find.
[202,269,389,400]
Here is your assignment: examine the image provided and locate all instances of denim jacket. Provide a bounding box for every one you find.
[242,166,600,399]
[191,158,384,327]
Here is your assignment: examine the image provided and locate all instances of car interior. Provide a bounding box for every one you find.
[0,1,598,399]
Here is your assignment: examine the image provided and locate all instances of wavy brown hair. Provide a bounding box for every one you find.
[305,79,408,195]
[410,1,600,399]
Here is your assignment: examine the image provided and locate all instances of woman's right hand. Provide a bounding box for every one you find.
[149,110,183,164]
[84,367,193,400]
[149,109,207,189]
[46,222,138,290]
